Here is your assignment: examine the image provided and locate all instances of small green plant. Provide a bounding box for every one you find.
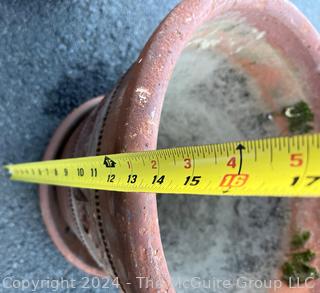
[282,260,319,284]
[282,231,320,285]
[283,101,314,134]
[291,230,310,249]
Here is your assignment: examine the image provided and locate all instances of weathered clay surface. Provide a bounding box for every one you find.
[39,1,320,293]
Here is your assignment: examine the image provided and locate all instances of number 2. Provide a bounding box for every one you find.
[151,160,157,169]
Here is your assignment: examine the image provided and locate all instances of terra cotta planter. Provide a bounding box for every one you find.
[39,0,320,292]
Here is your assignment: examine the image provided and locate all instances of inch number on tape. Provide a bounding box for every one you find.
[5,134,320,197]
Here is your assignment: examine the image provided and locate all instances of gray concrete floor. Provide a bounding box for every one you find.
[0,1,319,292]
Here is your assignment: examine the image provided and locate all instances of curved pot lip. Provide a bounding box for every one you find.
[39,96,106,277]
[112,0,320,289]
[127,0,320,141]
[38,0,320,288]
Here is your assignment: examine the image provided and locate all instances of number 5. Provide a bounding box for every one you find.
[290,153,303,167]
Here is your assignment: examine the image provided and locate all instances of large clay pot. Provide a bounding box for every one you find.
[39,0,320,292]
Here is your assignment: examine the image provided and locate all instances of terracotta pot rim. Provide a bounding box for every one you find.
[39,96,106,277]
[116,0,320,290]
[131,0,320,135]
[38,0,320,291]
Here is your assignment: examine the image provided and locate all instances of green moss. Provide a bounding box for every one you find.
[292,250,316,263]
[283,261,319,284]
[291,231,311,249]
[282,231,320,285]
[283,101,314,134]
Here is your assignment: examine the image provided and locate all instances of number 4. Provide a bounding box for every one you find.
[227,157,236,168]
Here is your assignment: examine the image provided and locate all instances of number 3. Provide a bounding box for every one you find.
[290,153,303,167]
[184,158,192,169]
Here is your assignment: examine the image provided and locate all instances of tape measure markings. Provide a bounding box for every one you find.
[5,133,320,197]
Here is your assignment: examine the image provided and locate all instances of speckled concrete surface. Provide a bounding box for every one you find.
[0,1,319,293]
[0,1,179,292]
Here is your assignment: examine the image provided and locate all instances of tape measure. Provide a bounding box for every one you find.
[5,133,320,197]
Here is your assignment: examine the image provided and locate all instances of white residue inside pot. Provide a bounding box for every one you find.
[157,39,294,293]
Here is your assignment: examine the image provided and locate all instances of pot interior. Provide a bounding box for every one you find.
[157,11,316,292]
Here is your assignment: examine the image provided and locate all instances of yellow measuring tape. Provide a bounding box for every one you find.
[5,133,320,197]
